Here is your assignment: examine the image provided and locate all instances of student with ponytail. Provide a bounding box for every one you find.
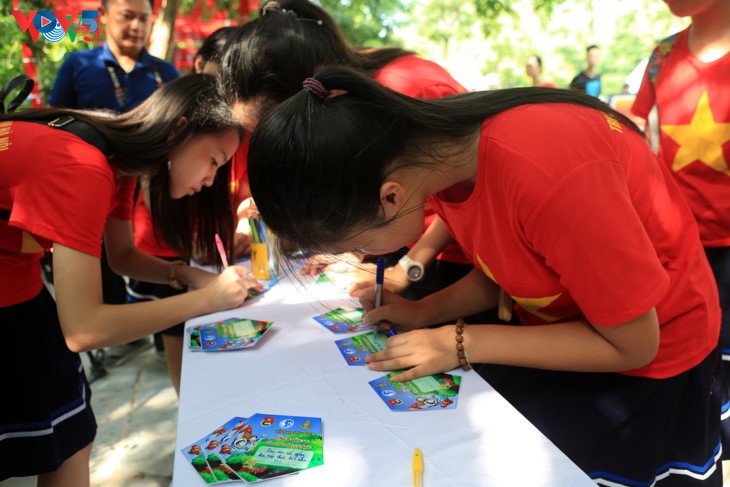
[218,0,473,299]
[0,74,261,484]
[247,67,723,485]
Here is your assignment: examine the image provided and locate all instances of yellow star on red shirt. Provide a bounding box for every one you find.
[476,255,561,322]
[661,91,730,175]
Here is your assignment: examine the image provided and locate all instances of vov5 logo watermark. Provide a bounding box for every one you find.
[11,10,99,43]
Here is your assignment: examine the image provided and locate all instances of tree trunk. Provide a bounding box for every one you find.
[149,0,180,61]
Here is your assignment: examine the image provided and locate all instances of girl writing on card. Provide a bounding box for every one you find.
[246,67,722,486]
[0,74,260,485]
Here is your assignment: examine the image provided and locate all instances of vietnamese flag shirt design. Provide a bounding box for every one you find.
[429,104,720,379]
[633,28,730,247]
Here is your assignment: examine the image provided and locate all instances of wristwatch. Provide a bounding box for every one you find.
[398,254,425,282]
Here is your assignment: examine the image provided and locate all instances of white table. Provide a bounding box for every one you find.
[173,270,595,486]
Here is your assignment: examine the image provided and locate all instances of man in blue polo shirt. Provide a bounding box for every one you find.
[569,44,602,98]
[49,0,179,112]
[48,0,179,374]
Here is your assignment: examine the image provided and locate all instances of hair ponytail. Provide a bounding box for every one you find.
[218,0,413,111]
[249,66,642,253]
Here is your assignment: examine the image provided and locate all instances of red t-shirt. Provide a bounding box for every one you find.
[0,121,135,306]
[230,132,251,209]
[632,28,730,247]
[375,55,470,264]
[429,104,720,379]
[132,193,179,258]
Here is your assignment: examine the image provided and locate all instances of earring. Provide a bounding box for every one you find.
[167,160,172,171]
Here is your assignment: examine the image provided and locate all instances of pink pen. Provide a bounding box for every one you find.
[215,233,229,268]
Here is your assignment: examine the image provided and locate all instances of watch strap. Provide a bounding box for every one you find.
[398,254,425,282]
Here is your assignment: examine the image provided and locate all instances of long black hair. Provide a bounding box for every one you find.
[1,74,242,262]
[248,66,643,254]
[195,26,236,68]
[217,0,412,118]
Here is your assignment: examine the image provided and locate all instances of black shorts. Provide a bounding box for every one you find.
[0,288,97,480]
[704,247,730,459]
[476,347,723,486]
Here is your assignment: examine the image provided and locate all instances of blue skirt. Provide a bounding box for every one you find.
[705,246,730,459]
[0,288,97,479]
[476,346,722,486]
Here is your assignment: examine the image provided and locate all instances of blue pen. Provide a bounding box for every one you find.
[373,256,385,336]
[258,218,268,243]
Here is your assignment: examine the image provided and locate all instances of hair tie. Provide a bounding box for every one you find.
[302,78,329,100]
[262,1,281,15]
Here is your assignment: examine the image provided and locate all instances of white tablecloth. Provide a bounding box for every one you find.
[173,270,595,486]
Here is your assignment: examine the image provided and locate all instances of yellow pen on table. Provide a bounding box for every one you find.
[413,447,423,487]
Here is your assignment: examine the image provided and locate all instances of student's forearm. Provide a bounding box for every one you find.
[108,247,175,284]
[418,269,500,325]
[60,289,216,352]
[106,237,216,289]
[406,216,454,268]
[462,308,659,372]
[104,217,177,284]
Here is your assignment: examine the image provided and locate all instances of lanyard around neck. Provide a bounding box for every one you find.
[104,60,165,112]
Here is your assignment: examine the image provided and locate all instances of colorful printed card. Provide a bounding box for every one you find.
[312,306,370,334]
[182,437,217,484]
[334,332,389,366]
[369,372,461,411]
[182,420,238,484]
[188,318,239,352]
[202,417,252,483]
[189,325,203,351]
[181,417,251,484]
[219,413,324,483]
[315,272,351,288]
[199,318,273,351]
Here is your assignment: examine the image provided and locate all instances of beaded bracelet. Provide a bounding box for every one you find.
[455,318,472,371]
[168,260,187,290]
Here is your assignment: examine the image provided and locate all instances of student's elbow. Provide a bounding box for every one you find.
[619,311,661,371]
[59,318,100,353]
[104,251,126,276]
[624,337,659,371]
[64,334,97,354]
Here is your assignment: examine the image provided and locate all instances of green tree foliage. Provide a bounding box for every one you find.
[1,0,692,106]
[472,0,566,36]
[407,0,688,93]
[0,8,28,90]
[3,0,99,105]
[318,0,410,47]
[414,0,478,58]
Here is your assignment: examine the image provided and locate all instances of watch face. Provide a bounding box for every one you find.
[407,266,423,281]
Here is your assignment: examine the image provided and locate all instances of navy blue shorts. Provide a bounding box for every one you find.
[476,346,722,486]
[0,288,97,480]
[704,246,730,459]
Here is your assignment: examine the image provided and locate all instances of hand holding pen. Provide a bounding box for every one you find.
[212,233,262,304]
